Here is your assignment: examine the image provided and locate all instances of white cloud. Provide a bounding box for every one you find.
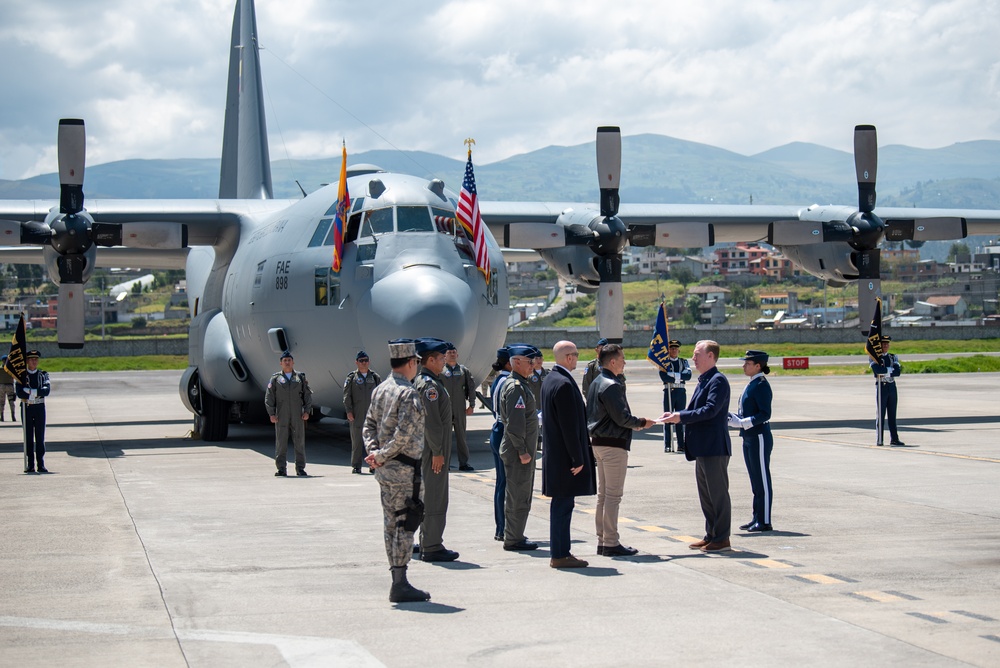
[1,0,998,180]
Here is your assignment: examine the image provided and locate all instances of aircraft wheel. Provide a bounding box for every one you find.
[200,391,232,441]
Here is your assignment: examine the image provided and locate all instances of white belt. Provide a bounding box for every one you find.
[26,397,44,405]
[664,383,685,389]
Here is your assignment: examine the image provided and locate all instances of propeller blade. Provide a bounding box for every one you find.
[854,124,877,213]
[596,126,621,217]
[58,119,86,215]
[57,283,86,349]
[595,255,624,343]
[853,248,881,333]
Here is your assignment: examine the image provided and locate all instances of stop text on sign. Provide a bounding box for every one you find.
[783,357,809,369]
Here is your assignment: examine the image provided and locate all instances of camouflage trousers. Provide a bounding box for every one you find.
[375,460,421,568]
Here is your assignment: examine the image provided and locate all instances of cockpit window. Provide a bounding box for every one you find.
[308,218,333,247]
[397,206,434,233]
[431,208,456,235]
[359,208,394,237]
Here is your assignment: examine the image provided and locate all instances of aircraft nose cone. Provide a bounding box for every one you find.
[360,267,477,351]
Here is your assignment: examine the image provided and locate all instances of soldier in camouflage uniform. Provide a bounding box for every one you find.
[343,350,381,474]
[441,343,476,471]
[364,339,430,603]
[498,344,540,551]
[264,351,313,477]
[414,338,458,562]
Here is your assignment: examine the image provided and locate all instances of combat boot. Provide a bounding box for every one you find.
[389,566,430,603]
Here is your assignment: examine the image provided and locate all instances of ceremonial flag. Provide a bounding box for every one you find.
[864,296,884,364]
[4,313,28,385]
[646,302,671,372]
[456,147,491,283]
[331,142,350,273]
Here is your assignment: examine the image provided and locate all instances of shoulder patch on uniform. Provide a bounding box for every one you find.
[514,395,526,409]
[267,381,273,389]
[355,375,365,385]
[425,387,439,402]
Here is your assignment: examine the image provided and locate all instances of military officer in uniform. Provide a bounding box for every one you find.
[870,335,904,445]
[498,344,540,552]
[441,343,476,472]
[581,337,608,396]
[343,350,381,474]
[16,350,50,473]
[264,351,313,477]
[659,340,692,453]
[363,339,430,603]
[413,337,459,562]
[488,347,512,541]
[1,355,17,422]
[729,350,774,532]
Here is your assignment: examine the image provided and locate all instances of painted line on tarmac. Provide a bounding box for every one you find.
[741,558,796,570]
[847,590,918,603]
[776,434,1000,463]
[906,611,949,624]
[951,610,997,622]
[789,573,859,585]
[0,616,385,667]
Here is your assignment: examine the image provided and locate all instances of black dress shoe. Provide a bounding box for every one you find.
[747,523,773,532]
[351,467,362,474]
[274,469,287,477]
[37,467,49,473]
[503,540,538,551]
[890,439,905,446]
[421,548,460,562]
[24,468,35,473]
[603,544,639,557]
[458,464,475,472]
[296,469,308,476]
[494,534,504,541]
[739,521,755,531]
[596,546,605,556]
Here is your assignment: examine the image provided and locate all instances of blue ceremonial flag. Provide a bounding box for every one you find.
[647,302,671,372]
[4,313,28,385]
[865,296,884,364]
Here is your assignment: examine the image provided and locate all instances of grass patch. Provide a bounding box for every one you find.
[39,355,188,372]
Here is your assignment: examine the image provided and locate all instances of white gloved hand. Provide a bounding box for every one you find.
[727,412,741,429]
[740,416,754,430]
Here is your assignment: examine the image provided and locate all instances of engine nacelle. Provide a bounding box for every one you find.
[776,242,859,283]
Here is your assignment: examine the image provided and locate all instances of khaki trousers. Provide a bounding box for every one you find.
[593,445,629,547]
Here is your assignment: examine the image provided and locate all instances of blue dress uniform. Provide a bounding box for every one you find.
[730,350,774,532]
[658,341,692,453]
[870,338,903,445]
[15,350,50,473]
[488,349,511,541]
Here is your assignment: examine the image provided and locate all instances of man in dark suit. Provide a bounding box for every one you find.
[663,340,732,553]
[541,340,597,569]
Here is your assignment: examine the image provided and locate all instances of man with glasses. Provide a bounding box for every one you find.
[498,344,540,552]
[344,350,382,474]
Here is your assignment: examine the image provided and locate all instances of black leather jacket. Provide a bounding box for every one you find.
[585,370,644,449]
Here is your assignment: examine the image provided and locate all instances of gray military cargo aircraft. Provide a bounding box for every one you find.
[2,0,1000,441]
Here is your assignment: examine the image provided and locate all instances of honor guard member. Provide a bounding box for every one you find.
[498,343,540,552]
[0,355,16,422]
[729,351,774,532]
[16,350,50,473]
[363,339,430,603]
[581,337,608,396]
[441,343,476,472]
[659,340,692,453]
[265,351,313,477]
[488,347,512,541]
[343,350,382,474]
[870,335,904,446]
[413,337,459,562]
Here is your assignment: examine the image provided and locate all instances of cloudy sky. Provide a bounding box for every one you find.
[1,0,998,181]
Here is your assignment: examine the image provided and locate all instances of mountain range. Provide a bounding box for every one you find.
[2,133,1000,211]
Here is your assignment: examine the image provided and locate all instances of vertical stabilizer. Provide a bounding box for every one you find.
[219,0,273,199]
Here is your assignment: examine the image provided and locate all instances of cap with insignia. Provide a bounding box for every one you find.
[495,347,510,363]
[279,350,293,361]
[528,346,542,359]
[356,350,368,360]
[415,337,449,356]
[596,338,609,347]
[388,338,417,358]
[445,342,457,352]
[507,343,534,358]
[668,339,681,348]
[25,350,41,360]
[740,350,769,364]
[880,335,892,341]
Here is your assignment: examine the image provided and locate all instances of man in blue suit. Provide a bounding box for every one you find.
[663,340,732,552]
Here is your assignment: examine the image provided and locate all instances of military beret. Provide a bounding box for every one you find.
[279,350,293,360]
[596,338,609,347]
[388,338,416,358]
[356,350,369,360]
[25,350,41,360]
[507,343,535,358]
[741,350,769,364]
[668,339,681,348]
[415,337,449,356]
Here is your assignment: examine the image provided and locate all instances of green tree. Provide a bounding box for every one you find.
[682,295,702,325]
[671,266,695,286]
[947,241,971,262]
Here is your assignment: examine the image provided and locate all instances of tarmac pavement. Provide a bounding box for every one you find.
[1,368,999,667]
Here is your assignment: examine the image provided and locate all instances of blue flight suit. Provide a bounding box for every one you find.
[734,373,773,528]
[870,353,902,443]
[658,356,692,452]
